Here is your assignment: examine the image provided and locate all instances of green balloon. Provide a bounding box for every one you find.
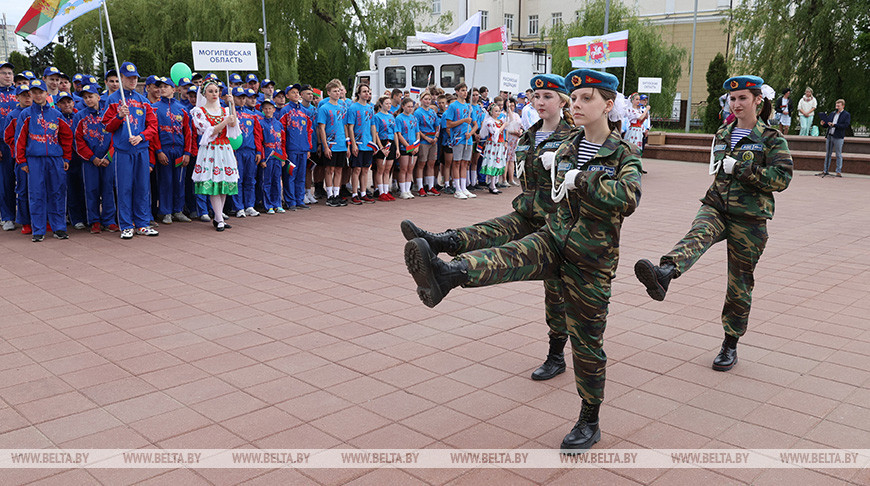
[229,134,243,150]
[170,62,192,85]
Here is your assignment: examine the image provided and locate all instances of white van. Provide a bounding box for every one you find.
[354,43,552,97]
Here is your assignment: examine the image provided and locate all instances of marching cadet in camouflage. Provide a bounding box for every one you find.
[405,69,642,451]
[634,75,792,372]
[401,74,574,382]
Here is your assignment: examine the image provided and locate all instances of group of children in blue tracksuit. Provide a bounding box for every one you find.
[0,58,525,241]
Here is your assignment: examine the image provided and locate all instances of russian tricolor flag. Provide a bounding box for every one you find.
[416,12,481,60]
[410,87,421,95]
[366,140,380,151]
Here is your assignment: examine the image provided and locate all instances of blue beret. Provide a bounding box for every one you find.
[565,69,619,93]
[530,74,568,95]
[723,75,764,92]
[80,84,101,95]
[15,85,30,96]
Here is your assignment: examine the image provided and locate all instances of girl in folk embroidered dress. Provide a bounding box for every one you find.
[624,93,648,149]
[190,80,241,231]
[478,100,507,194]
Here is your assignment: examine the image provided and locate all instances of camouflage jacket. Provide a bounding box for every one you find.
[512,118,574,224]
[703,119,792,220]
[547,128,643,276]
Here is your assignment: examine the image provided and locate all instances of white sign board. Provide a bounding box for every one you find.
[638,77,662,94]
[499,72,520,94]
[192,42,259,72]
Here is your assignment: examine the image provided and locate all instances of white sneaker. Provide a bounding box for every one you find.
[309,195,318,204]
[245,207,260,217]
[235,210,246,218]
[173,212,191,222]
[2,220,14,231]
[199,214,211,222]
[454,191,468,199]
[464,189,477,198]
[406,191,415,199]
[162,214,173,225]
[120,228,134,239]
[303,194,310,204]
[222,213,229,220]
[74,222,87,230]
[136,226,159,236]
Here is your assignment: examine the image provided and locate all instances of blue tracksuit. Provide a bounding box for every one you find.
[0,84,17,222]
[62,110,87,226]
[152,96,193,216]
[5,106,30,226]
[102,89,158,230]
[260,115,285,210]
[73,106,116,226]
[15,103,74,236]
[232,106,264,211]
[280,101,313,207]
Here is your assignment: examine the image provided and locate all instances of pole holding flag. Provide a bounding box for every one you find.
[100,1,133,135]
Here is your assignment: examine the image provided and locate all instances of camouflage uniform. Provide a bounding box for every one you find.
[456,128,643,404]
[661,119,792,338]
[452,119,574,338]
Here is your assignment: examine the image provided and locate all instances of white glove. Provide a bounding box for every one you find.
[722,155,738,174]
[541,151,556,170]
[564,169,581,190]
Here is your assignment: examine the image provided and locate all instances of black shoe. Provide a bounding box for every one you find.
[212,220,232,229]
[338,197,348,206]
[488,188,501,194]
[712,335,739,371]
[296,204,311,210]
[531,335,568,381]
[32,234,45,242]
[404,238,469,308]
[325,197,339,207]
[815,172,828,177]
[634,259,677,301]
[561,401,601,452]
[215,222,225,232]
[53,230,69,240]
[400,220,461,256]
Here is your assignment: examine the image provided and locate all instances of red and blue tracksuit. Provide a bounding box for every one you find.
[102,89,158,230]
[232,106,264,211]
[0,85,17,222]
[14,103,73,236]
[62,109,87,227]
[73,106,116,227]
[152,96,193,216]
[280,101,313,207]
[4,106,30,226]
[260,115,286,210]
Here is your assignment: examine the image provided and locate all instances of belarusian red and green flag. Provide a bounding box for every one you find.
[14,0,104,50]
[567,30,629,68]
[477,26,509,55]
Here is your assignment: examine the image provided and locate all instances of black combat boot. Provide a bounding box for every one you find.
[400,220,461,256]
[531,335,568,381]
[634,259,677,301]
[712,334,739,371]
[561,401,601,452]
[404,238,468,308]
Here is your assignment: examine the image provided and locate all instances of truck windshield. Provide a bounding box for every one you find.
[385,67,406,89]
[440,64,465,88]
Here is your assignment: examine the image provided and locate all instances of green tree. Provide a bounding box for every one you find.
[7,51,31,72]
[53,44,78,78]
[547,0,686,117]
[23,40,55,75]
[704,53,728,133]
[731,0,870,125]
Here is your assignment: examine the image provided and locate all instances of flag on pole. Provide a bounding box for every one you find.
[477,26,509,55]
[567,30,629,68]
[416,12,481,59]
[409,87,421,95]
[14,0,104,50]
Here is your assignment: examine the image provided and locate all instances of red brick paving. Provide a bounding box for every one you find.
[1,160,869,484]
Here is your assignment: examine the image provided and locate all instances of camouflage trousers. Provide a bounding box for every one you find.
[661,204,768,338]
[456,230,610,404]
[453,211,567,338]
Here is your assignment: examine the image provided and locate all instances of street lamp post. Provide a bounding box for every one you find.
[260,0,271,79]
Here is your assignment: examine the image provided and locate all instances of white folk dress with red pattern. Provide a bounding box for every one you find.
[191,106,239,195]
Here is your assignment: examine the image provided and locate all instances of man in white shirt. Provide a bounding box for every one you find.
[520,100,540,130]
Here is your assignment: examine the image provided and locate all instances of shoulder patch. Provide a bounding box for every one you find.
[737,143,763,151]
[557,161,573,171]
[713,144,727,151]
[515,145,529,152]
[585,165,616,176]
[542,141,561,150]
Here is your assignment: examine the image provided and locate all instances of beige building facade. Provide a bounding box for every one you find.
[424,0,736,110]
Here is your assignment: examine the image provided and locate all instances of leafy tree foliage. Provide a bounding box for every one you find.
[7,51,30,72]
[547,0,686,118]
[732,0,870,125]
[704,53,728,132]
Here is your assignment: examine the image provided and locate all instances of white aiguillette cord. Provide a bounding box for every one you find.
[547,152,570,203]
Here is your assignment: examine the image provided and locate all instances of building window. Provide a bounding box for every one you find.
[551,12,562,27]
[480,10,488,30]
[385,66,406,89]
[504,13,514,35]
[717,0,730,6]
[412,65,435,88]
[440,64,465,88]
[431,0,440,15]
[528,15,538,36]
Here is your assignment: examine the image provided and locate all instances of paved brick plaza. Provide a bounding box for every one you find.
[0,159,868,485]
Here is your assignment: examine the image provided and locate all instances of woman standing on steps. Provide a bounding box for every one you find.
[634,75,792,372]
